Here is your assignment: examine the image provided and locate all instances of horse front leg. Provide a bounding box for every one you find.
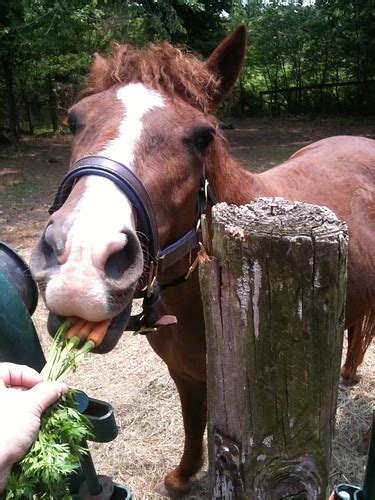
[340,309,375,386]
[155,371,207,498]
[340,324,362,385]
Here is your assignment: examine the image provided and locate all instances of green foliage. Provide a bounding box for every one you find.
[227,0,375,115]
[5,393,92,499]
[1,0,375,135]
[134,0,231,54]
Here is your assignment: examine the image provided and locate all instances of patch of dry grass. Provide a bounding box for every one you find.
[330,340,374,490]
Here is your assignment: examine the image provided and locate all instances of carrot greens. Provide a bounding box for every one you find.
[5,320,97,499]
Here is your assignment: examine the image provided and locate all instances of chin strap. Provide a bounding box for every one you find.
[126,282,178,335]
[127,243,204,335]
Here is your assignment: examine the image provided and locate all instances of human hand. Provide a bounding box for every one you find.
[0,363,67,491]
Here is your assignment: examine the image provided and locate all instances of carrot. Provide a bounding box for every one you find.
[77,322,96,340]
[86,319,111,347]
[65,319,87,339]
[66,321,96,345]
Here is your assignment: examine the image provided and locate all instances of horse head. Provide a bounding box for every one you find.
[30,26,247,352]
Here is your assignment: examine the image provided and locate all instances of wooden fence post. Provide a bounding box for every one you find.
[199,198,348,499]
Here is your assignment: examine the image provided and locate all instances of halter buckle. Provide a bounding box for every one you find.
[146,260,159,298]
[185,250,200,280]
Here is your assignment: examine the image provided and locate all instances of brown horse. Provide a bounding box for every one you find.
[30,26,375,497]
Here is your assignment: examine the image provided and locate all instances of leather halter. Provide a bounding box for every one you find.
[48,155,216,333]
[48,155,213,274]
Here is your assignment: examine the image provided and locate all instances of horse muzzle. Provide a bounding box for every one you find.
[47,300,133,353]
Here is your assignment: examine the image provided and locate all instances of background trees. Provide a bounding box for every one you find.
[1,0,374,140]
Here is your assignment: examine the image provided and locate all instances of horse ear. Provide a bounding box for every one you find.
[90,52,110,79]
[86,52,112,94]
[205,25,247,107]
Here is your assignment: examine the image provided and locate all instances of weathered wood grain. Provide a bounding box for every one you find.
[199,197,348,500]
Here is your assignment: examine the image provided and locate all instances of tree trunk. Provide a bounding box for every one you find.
[2,57,20,141]
[239,73,245,117]
[48,75,59,132]
[199,198,348,499]
[22,90,34,135]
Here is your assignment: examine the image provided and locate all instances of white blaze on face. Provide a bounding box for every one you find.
[45,83,165,320]
[101,83,165,169]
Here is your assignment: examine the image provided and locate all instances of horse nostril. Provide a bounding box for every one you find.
[30,224,62,277]
[44,221,70,261]
[44,224,58,252]
[37,222,65,265]
[104,229,143,281]
[92,233,128,271]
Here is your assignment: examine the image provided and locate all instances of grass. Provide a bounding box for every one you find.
[7,180,42,197]
[233,143,298,171]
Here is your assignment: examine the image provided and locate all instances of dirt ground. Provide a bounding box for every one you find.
[0,117,374,499]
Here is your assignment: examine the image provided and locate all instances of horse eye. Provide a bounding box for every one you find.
[67,115,78,135]
[193,129,214,153]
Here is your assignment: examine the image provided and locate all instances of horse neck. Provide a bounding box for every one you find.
[159,140,267,285]
[208,143,268,205]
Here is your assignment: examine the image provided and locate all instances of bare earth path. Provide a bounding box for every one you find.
[0,117,374,498]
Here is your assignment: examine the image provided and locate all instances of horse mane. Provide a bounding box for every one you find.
[81,42,220,113]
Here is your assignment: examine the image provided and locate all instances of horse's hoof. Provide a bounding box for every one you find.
[154,480,190,498]
[154,480,172,497]
[356,429,371,455]
[340,375,361,386]
[356,437,369,455]
[339,368,361,386]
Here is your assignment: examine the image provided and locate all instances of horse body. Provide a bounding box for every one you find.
[260,135,375,326]
[29,26,375,497]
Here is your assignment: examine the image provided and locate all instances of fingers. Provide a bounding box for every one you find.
[0,363,69,415]
[26,381,68,416]
[0,362,42,389]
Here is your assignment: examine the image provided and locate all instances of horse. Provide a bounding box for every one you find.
[30,26,375,497]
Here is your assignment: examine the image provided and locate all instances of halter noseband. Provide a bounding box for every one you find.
[48,155,216,334]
